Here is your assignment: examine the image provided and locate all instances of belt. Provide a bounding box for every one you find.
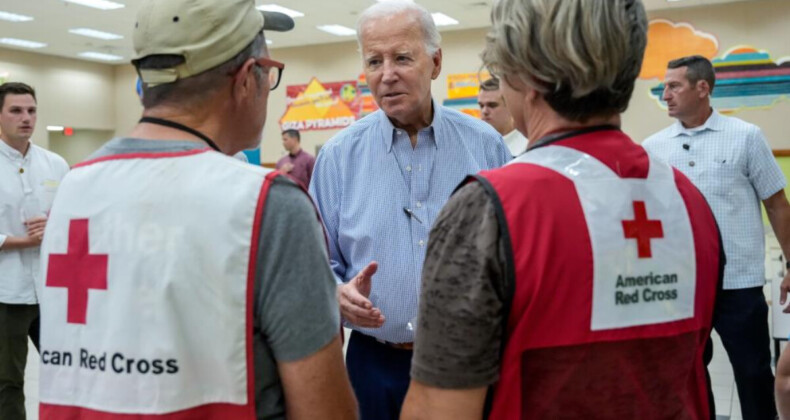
[375,338,414,351]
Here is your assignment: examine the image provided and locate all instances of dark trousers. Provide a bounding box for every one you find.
[713,287,776,420]
[346,331,412,420]
[0,303,39,420]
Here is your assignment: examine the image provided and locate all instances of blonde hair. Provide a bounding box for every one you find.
[481,0,647,121]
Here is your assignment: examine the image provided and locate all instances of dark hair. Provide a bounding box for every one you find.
[0,82,36,110]
[479,77,500,92]
[135,32,266,109]
[282,129,300,141]
[668,55,716,94]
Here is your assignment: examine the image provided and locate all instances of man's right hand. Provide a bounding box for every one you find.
[337,261,385,328]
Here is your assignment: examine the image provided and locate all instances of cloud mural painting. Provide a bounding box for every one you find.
[639,19,718,81]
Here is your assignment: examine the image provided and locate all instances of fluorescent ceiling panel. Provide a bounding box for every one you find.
[69,28,123,40]
[0,38,46,48]
[317,25,356,36]
[63,0,125,11]
[0,11,33,22]
[432,12,459,26]
[79,51,124,61]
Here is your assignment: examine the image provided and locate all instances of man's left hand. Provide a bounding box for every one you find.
[25,216,47,242]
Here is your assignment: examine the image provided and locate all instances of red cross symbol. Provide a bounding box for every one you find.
[622,201,664,259]
[46,219,108,325]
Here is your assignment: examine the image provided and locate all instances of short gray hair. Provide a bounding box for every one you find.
[136,31,266,109]
[481,0,647,122]
[357,0,441,56]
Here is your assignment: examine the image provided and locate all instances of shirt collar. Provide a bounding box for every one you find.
[0,138,28,160]
[669,108,723,137]
[380,98,441,153]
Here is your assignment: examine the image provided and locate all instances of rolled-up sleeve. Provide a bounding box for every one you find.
[411,181,508,389]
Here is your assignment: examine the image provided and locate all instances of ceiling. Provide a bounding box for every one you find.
[0,0,758,65]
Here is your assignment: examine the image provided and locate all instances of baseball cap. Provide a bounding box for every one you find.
[132,0,294,86]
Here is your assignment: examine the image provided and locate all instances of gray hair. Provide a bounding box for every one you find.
[481,0,648,122]
[356,0,441,56]
[136,31,266,109]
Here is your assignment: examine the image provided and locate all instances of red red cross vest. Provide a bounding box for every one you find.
[474,128,720,420]
[37,149,286,419]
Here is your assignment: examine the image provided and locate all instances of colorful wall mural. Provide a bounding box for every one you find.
[442,71,490,118]
[649,47,790,113]
[642,19,790,113]
[279,76,378,132]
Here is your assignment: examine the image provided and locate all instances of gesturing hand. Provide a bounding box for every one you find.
[337,261,385,328]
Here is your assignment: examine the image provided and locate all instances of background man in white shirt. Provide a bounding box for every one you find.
[478,77,528,156]
[0,82,68,420]
[644,55,790,420]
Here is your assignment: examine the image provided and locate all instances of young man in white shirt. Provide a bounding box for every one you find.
[478,77,528,157]
[0,82,68,419]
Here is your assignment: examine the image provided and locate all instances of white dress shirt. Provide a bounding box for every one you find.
[643,110,785,289]
[0,139,69,304]
[503,129,528,157]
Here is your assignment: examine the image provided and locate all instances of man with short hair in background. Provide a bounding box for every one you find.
[276,129,315,187]
[644,55,790,420]
[478,77,527,157]
[0,81,69,420]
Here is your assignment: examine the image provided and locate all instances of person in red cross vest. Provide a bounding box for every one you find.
[35,1,357,419]
[401,1,723,419]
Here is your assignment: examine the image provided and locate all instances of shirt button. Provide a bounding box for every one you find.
[418,240,425,247]
[689,161,695,167]
[406,166,412,172]
[19,168,24,174]
[416,202,422,208]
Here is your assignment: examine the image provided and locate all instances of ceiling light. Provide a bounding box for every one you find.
[69,28,123,40]
[47,126,64,132]
[63,0,125,11]
[79,51,123,61]
[317,25,356,37]
[432,13,459,26]
[0,38,46,49]
[257,4,304,18]
[0,11,33,22]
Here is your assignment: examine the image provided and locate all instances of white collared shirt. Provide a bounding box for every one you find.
[503,129,528,157]
[643,110,786,289]
[0,139,69,304]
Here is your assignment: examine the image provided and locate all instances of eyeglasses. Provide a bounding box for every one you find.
[256,57,285,91]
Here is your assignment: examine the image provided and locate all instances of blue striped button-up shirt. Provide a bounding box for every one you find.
[643,110,786,289]
[309,102,511,343]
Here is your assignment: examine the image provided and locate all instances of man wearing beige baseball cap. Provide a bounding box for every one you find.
[35,1,357,419]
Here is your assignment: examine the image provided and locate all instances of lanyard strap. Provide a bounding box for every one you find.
[139,117,222,152]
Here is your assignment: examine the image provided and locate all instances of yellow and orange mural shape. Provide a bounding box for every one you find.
[639,19,719,80]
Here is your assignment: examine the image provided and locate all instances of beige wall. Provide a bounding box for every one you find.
[625,0,790,148]
[7,0,790,159]
[48,129,114,166]
[0,48,116,150]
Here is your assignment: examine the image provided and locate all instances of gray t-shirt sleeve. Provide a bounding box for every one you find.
[411,181,507,389]
[256,177,340,362]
